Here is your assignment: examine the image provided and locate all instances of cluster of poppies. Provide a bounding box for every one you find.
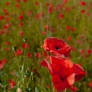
[41,37,85,91]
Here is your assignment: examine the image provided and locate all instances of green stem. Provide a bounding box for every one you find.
[64,89,66,92]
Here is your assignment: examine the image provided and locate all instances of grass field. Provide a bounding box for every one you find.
[0,0,92,92]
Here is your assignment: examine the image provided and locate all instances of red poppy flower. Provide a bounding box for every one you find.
[23,0,28,2]
[16,0,20,2]
[48,7,53,13]
[0,60,3,69]
[40,59,48,67]
[8,80,16,90]
[41,56,85,91]
[40,12,44,16]
[34,1,39,5]
[35,13,39,19]
[36,52,42,58]
[81,9,85,13]
[4,23,10,29]
[66,25,70,30]
[49,56,74,77]
[45,56,75,90]
[74,64,85,81]
[59,12,64,19]
[21,10,24,14]
[22,43,29,48]
[27,10,33,15]
[16,49,22,55]
[19,31,24,36]
[80,1,86,6]
[0,58,7,69]
[0,15,4,20]
[41,31,47,35]
[2,58,7,63]
[88,81,92,87]
[42,37,72,56]
[6,16,10,21]
[87,49,91,54]
[71,86,78,91]
[67,36,72,40]
[45,2,50,6]
[15,3,20,7]
[9,81,16,88]
[43,51,47,56]
[5,1,11,5]
[27,52,32,57]
[52,74,66,90]
[19,14,23,19]
[3,8,7,12]
[5,48,10,51]
[19,22,24,27]
[51,27,56,32]
[64,0,68,3]
[44,25,49,29]
[0,30,5,34]
[71,27,76,31]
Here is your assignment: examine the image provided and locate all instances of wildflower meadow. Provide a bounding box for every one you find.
[0,0,92,92]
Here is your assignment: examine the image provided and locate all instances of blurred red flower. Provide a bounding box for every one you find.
[67,36,72,41]
[2,58,7,63]
[16,49,22,55]
[88,81,92,87]
[81,9,86,13]
[66,25,70,30]
[80,1,86,6]
[19,14,23,19]
[48,7,53,13]
[9,81,16,88]
[4,23,10,29]
[23,0,28,2]
[19,22,24,26]
[64,0,68,3]
[36,52,42,58]
[35,13,39,19]
[8,80,16,91]
[15,3,20,7]
[0,15,4,20]
[59,12,64,19]
[27,52,32,57]
[22,43,29,48]
[74,64,85,81]
[0,60,3,69]
[34,1,39,5]
[40,59,48,67]
[5,1,11,5]
[6,16,10,21]
[19,30,24,36]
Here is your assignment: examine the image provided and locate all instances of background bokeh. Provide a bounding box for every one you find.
[0,0,92,92]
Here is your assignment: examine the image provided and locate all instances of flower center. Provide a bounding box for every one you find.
[55,46,60,50]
